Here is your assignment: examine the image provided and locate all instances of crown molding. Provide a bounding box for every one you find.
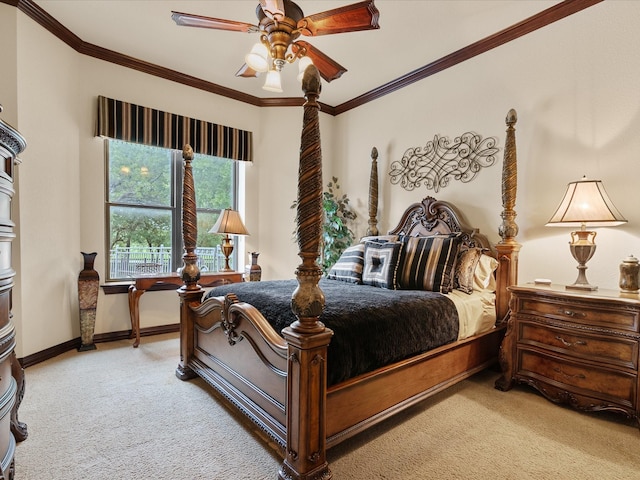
[5,0,602,117]
[334,0,603,115]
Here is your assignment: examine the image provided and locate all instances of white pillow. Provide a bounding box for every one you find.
[473,254,499,292]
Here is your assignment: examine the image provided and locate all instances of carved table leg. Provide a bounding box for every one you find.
[128,285,144,348]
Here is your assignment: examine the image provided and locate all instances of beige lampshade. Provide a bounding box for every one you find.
[208,209,249,236]
[546,176,627,228]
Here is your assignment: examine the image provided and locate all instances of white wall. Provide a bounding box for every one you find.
[254,104,337,280]
[13,11,81,357]
[0,5,18,119]
[337,1,640,292]
[4,1,640,357]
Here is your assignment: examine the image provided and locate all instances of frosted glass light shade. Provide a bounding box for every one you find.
[245,43,269,72]
[297,56,314,82]
[263,70,283,93]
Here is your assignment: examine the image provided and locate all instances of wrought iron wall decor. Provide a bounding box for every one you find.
[389,132,499,192]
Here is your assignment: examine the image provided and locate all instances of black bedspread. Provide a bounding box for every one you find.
[205,278,459,386]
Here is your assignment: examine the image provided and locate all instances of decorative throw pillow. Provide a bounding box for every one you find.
[397,234,462,293]
[454,247,483,294]
[326,243,365,284]
[362,241,403,289]
[473,253,499,292]
[360,234,399,244]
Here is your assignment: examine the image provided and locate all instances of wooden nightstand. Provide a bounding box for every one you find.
[495,284,640,421]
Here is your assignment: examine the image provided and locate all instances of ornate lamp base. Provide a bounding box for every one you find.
[220,235,234,272]
[566,233,597,291]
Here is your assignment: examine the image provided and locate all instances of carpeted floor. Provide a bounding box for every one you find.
[15,333,640,479]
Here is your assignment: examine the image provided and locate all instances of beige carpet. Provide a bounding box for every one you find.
[15,333,640,479]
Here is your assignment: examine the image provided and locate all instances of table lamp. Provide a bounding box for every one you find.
[208,209,249,272]
[546,176,626,291]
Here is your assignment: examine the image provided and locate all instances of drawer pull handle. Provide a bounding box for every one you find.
[555,336,587,348]
[558,309,586,318]
[553,367,586,380]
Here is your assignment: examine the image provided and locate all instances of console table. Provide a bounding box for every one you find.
[128,271,243,347]
[495,284,640,421]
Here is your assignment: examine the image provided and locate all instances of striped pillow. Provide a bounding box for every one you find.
[327,243,365,284]
[362,241,403,289]
[397,234,462,293]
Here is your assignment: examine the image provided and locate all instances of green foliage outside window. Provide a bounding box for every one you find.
[109,141,173,248]
[107,140,237,279]
[192,154,234,248]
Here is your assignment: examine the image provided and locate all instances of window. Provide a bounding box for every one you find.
[106,139,239,281]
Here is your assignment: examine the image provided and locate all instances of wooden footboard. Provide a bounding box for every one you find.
[325,326,505,446]
[186,295,288,446]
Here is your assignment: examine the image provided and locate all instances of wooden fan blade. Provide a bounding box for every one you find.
[297,0,380,36]
[259,0,286,20]
[293,41,346,83]
[235,64,259,78]
[171,11,259,33]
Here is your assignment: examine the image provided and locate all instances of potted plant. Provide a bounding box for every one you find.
[320,177,357,273]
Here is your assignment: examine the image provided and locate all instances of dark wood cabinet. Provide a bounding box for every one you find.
[0,108,27,480]
[496,284,640,421]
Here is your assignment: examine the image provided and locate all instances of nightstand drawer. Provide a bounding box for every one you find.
[520,322,638,370]
[519,349,637,407]
[519,296,639,332]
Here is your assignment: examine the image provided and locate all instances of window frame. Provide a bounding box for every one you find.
[104,139,240,282]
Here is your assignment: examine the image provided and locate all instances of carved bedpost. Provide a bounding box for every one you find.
[495,109,521,323]
[367,147,379,236]
[179,144,201,291]
[279,65,333,480]
[176,144,203,381]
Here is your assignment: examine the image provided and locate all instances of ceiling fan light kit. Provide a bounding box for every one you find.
[296,56,314,82]
[172,0,380,92]
[245,42,270,73]
[263,69,284,93]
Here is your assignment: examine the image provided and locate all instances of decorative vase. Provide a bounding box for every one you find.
[249,252,262,282]
[619,254,640,294]
[78,252,99,351]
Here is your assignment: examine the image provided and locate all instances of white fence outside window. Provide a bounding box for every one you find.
[110,245,225,278]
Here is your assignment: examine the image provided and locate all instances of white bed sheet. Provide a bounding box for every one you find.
[447,289,497,340]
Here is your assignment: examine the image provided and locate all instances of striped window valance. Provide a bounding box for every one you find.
[96,95,252,162]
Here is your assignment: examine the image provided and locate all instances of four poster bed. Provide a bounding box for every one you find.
[176,66,520,480]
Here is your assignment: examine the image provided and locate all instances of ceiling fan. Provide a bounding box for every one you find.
[171,0,380,92]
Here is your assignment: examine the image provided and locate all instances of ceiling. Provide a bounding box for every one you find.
[30,0,565,108]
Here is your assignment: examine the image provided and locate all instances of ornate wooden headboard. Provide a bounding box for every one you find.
[388,196,493,252]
